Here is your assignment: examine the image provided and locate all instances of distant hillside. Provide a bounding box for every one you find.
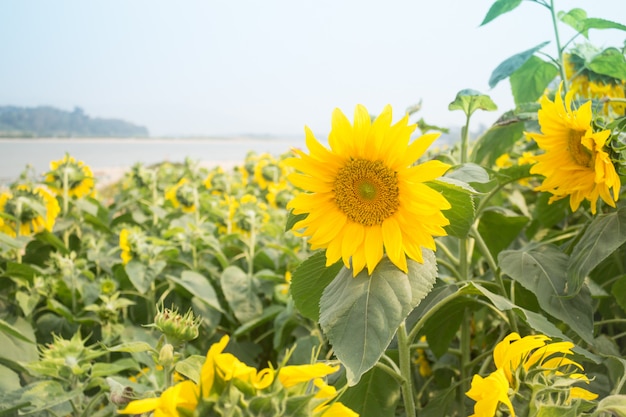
[0,106,149,138]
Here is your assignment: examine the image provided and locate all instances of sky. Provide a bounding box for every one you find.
[1,0,625,138]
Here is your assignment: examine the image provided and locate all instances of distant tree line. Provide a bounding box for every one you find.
[0,106,149,138]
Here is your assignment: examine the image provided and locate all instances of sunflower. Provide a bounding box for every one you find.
[45,154,95,198]
[287,105,451,276]
[165,178,197,213]
[0,184,60,237]
[528,83,622,214]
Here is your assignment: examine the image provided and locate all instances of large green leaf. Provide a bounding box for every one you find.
[568,208,626,295]
[476,209,528,258]
[0,318,35,344]
[588,47,626,81]
[499,244,594,344]
[583,18,626,34]
[290,251,343,321]
[558,8,588,36]
[448,89,497,117]
[613,276,626,313]
[467,283,600,362]
[167,270,223,313]
[340,366,401,417]
[470,122,525,167]
[427,178,476,238]
[480,0,523,26]
[594,395,626,417]
[319,251,437,385]
[124,260,150,293]
[221,266,263,324]
[489,41,550,88]
[510,56,559,105]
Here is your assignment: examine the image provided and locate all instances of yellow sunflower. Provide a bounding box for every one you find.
[286,105,451,276]
[45,154,95,198]
[165,178,197,213]
[0,185,60,237]
[528,84,622,214]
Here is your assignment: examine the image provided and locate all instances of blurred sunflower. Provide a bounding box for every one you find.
[45,154,95,198]
[165,178,197,213]
[287,104,451,276]
[564,49,626,117]
[0,184,60,237]
[528,83,621,214]
[253,154,287,190]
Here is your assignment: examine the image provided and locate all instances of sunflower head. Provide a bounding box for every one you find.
[528,83,622,214]
[0,184,60,237]
[165,178,197,213]
[45,154,95,198]
[287,104,451,276]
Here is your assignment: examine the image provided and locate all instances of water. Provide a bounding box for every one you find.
[0,137,305,185]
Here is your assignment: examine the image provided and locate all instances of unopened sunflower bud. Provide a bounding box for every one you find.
[158,343,175,367]
[154,305,201,346]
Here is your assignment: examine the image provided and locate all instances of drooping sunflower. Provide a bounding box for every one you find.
[165,178,197,213]
[287,105,451,276]
[0,184,60,237]
[45,154,95,198]
[528,83,622,214]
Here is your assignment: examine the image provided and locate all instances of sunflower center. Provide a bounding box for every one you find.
[334,159,399,226]
[567,129,593,167]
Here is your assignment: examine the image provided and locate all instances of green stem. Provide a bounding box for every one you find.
[397,321,416,417]
[549,0,568,93]
[460,114,471,164]
[459,309,471,417]
[470,225,518,333]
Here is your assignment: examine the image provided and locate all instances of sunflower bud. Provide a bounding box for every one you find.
[158,343,175,367]
[153,305,201,346]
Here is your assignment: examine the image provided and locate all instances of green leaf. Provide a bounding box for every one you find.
[537,405,579,417]
[467,283,587,351]
[558,8,588,37]
[421,297,471,358]
[221,266,263,324]
[319,251,437,385]
[167,270,223,313]
[510,56,559,105]
[91,358,138,378]
[588,47,626,81]
[477,209,528,258]
[488,41,550,88]
[108,341,157,353]
[233,304,283,337]
[290,251,343,321]
[583,18,626,34]
[175,355,205,384]
[5,262,42,282]
[480,0,522,26]
[286,210,307,232]
[124,260,150,293]
[499,244,594,344]
[445,163,491,185]
[34,230,69,254]
[427,179,476,238]
[612,276,626,313]
[595,395,626,417]
[448,89,497,117]
[568,208,626,295]
[341,366,401,417]
[0,318,35,344]
[471,122,525,167]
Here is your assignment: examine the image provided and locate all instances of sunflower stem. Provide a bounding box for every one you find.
[549,0,568,94]
[459,308,471,417]
[398,320,416,417]
[460,114,471,164]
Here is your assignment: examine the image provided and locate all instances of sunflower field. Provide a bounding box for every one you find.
[2,2,626,417]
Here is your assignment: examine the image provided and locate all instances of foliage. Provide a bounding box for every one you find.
[0,1,626,416]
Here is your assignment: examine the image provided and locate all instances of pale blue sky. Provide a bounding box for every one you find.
[1,0,624,137]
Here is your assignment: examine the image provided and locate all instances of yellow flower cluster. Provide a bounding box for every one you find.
[119,335,358,417]
[466,332,597,417]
